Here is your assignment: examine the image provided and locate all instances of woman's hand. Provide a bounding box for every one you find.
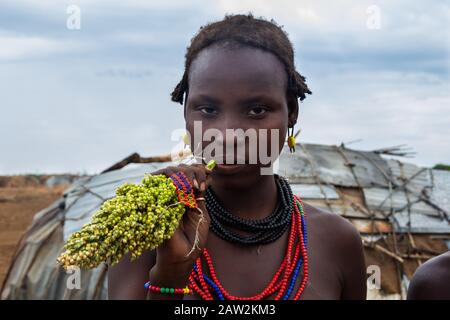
[148,163,213,291]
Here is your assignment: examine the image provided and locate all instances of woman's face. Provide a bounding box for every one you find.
[184,44,298,179]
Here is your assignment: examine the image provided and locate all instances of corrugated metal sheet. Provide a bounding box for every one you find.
[289,184,339,200]
[363,187,440,217]
[392,211,450,234]
[387,169,450,234]
[279,143,391,187]
[387,159,433,194]
[363,167,450,233]
[430,169,450,213]
[303,201,364,217]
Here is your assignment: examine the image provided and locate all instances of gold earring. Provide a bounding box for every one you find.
[182,132,190,149]
[287,126,296,153]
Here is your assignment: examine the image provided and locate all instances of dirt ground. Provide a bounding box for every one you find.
[0,176,70,286]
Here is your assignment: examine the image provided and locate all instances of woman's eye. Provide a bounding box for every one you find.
[199,106,217,115]
[248,107,267,116]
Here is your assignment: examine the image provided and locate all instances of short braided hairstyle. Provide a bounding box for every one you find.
[171,13,311,105]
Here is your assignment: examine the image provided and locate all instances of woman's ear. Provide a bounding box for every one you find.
[287,94,299,127]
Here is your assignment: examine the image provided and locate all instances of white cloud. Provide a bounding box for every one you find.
[112,31,188,47]
[0,33,88,61]
[299,67,450,167]
[1,0,206,13]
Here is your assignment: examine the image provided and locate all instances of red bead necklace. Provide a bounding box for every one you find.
[188,195,308,300]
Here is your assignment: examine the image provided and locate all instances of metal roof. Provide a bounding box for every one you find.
[279,143,391,187]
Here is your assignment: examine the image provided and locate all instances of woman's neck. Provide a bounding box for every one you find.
[209,174,278,220]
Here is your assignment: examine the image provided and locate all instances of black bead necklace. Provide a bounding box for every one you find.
[205,174,294,245]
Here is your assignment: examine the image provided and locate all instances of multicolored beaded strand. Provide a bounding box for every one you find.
[144,281,193,295]
[188,195,308,300]
[283,197,308,299]
[169,172,198,208]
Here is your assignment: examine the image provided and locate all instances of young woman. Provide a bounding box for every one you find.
[108,13,367,300]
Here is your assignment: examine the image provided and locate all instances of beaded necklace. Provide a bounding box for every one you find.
[206,175,294,245]
[188,195,308,300]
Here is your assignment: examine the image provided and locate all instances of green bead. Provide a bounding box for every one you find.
[170,288,174,294]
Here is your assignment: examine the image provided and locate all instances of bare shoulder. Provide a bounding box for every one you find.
[303,202,367,299]
[407,251,450,300]
[303,202,362,246]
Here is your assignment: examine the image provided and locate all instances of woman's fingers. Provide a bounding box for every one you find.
[192,166,207,193]
[177,164,200,192]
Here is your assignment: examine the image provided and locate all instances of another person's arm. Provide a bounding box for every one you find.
[407,252,450,300]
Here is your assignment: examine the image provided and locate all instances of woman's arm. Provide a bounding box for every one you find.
[107,249,194,300]
[108,250,156,300]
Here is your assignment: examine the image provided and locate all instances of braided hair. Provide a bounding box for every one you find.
[171,13,311,106]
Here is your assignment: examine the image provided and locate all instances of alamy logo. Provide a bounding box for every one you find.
[170,121,282,175]
[66,5,81,30]
[367,265,381,290]
[66,266,81,290]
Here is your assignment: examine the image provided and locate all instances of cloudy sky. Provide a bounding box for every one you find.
[0,0,449,174]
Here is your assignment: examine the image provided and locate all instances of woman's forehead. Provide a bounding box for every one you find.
[188,46,287,93]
